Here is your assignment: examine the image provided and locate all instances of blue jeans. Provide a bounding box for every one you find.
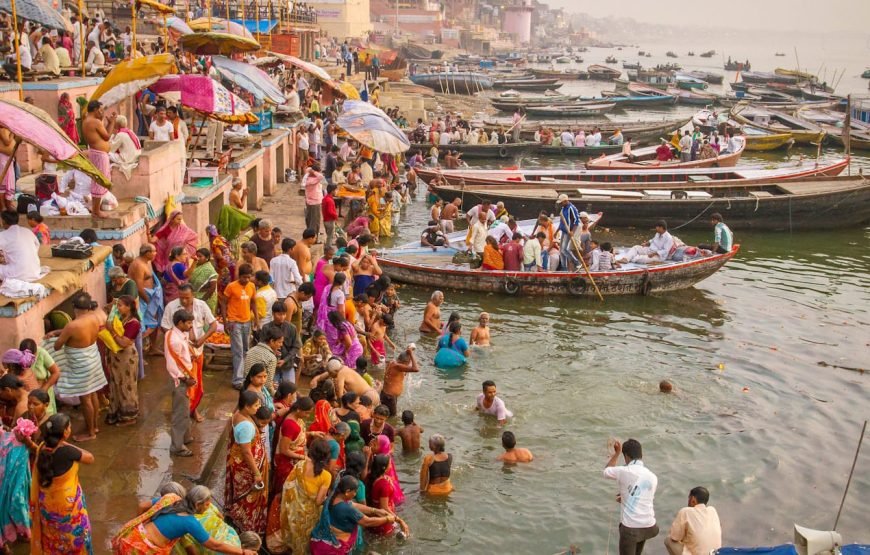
[559,231,578,270]
[229,321,251,386]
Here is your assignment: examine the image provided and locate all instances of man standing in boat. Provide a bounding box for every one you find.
[557,194,581,271]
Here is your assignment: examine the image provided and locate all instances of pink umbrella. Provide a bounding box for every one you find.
[149,74,257,124]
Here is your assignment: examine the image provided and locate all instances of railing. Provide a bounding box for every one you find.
[207,3,318,24]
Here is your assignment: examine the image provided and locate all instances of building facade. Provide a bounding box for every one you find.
[309,0,373,39]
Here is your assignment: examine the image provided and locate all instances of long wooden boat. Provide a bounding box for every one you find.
[490,93,581,111]
[596,93,677,107]
[740,71,797,85]
[690,108,795,150]
[409,72,493,93]
[530,68,588,80]
[731,104,826,144]
[477,117,692,143]
[409,141,537,159]
[428,175,870,230]
[666,87,719,106]
[585,137,745,170]
[675,75,709,90]
[526,102,616,117]
[795,107,870,150]
[492,78,563,92]
[679,70,723,84]
[534,144,623,156]
[587,64,622,80]
[416,157,848,188]
[377,219,739,297]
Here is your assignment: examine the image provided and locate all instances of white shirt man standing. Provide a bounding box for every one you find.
[665,487,722,555]
[604,438,659,555]
[270,237,303,300]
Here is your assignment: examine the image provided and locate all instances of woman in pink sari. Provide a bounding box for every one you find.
[372,434,404,506]
[152,210,199,274]
[57,93,78,144]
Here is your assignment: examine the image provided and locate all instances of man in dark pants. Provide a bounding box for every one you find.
[165,309,196,457]
[604,438,659,555]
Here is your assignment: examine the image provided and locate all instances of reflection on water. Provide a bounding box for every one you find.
[370,136,869,553]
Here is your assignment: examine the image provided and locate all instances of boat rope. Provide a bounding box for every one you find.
[671,200,717,231]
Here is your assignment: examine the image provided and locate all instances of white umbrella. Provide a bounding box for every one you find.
[337,100,410,155]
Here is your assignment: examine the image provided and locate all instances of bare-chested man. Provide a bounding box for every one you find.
[497,431,534,463]
[228,177,247,210]
[439,198,461,233]
[310,357,380,406]
[128,243,163,350]
[81,100,115,217]
[291,228,317,279]
[238,241,269,274]
[380,345,419,417]
[419,290,444,333]
[49,293,107,441]
[470,312,491,346]
[397,409,423,452]
[0,127,17,211]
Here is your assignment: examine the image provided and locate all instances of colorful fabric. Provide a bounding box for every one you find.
[309,399,333,435]
[106,325,140,423]
[187,353,204,414]
[345,420,365,454]
[189,261,218,313]
[375,434,405,506]
[58,95,79,143]
[112,493,181,554]
[33,222,51,245]
[0,153,15,199]
[273,416,307,494]
[310,488,359,555]
[142,278,165,329]
[265,459,331,555]
[225,419,269,535]
[207,225,236,293]
[55,343,108,397]
[216,204,255,242]
[0,430,31,548]
[85,148,110,197]
[173,504,241,555]
[30,449,92,554]
[154,210,199,273]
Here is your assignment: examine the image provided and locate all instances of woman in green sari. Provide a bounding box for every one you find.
[189,248,219,314]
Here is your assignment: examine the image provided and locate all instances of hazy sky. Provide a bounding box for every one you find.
[547,0,870,33]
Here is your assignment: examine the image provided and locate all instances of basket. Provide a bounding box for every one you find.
[51,244,93,259]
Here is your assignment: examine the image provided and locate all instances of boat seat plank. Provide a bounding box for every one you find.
[578,188,644,198]
[497,189,560,199]
[775,181,852,195]
[685,191,713,199]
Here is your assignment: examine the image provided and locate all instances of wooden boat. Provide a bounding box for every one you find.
[490,94,582,112]
[862,69,870,79]
[795,107,870,150]
[745,87,798,103]
[534,143,623,156]
[596,92,677,107]
[623,62,642,70]
[775,52,786,56]
[666,51,678,58]
[408,141,537,159]
[687,51,695,57]
[724,59,750,71]
[675,75,708,90]
[691,109,795,151]
[377,218,739,297]
[731,104,826,144]
[585,137,744,170]
[798,85,841,102]
[605,56,618,64]
[428,175,870,230]
[679,70,723,84]
[700,50,716,58]
[666,87,720,106]
[477,117,692,143]
[628,69,676,88]
[417,158,848,188]
[740,71,797,85]
[555,56,572,64]
[587,64,622,80]
[526,102,616,117]
[409,72,493,93]
[531,68,588,80]
[492,80,564,92]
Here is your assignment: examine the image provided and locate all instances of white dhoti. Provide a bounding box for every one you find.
[619,246,658,264]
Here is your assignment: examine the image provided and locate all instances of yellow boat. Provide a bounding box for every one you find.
[731,104,826,145]
[742,126,795,151]
[774,67,816,81]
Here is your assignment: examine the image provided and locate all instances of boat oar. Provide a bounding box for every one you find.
[559,213,604,302]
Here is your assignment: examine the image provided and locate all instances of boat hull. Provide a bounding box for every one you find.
[744,133,795,151]
[379,248,739,297]
[409,72,493,93]
[409,142,536,159]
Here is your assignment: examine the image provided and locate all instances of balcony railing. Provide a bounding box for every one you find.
[207,3,318,24]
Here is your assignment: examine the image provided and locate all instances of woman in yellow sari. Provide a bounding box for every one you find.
[30,414,94,554]
[366,188,382,237]
[379,191,394,238]
[265,438,333,554]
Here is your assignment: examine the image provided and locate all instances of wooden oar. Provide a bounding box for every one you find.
[559,213,604,302]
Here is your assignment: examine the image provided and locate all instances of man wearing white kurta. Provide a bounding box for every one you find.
[0,211,41,282]
[618,220,675,264]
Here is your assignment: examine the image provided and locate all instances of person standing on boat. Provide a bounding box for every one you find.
[698,213,732,254]
[557,194,581,270]
[586,127,602,147]
[664,486,722,555]
[679,131,693,162]
[656,139,674,162]
[609,128,624,146]
[604,438,659,555]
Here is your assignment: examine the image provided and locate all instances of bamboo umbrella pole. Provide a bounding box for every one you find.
[268,0,273,42]
[206,0,211,30]
[0,138,22,190]
[254,0,261,43]
[131,1,137,54]
[163,14,168,52]
[10,0,22,100]
[78,0,86,74]
[186,0,190,22]
[225,0,229,29]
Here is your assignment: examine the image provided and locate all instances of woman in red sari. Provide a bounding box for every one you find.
[367,454,410,538]
[57,93,78,144]
[225,391,269,535]
[309,398,335,436]
[152,210,199,274]
[272,396,314,496]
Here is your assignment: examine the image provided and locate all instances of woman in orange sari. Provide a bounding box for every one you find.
[30,414,94,554]
[225,391,269,535]
[481,236,505,271]
[112,486,254,554]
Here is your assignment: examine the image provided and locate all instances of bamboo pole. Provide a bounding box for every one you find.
[163,14,168,52]
[131,1,137,54]
[78,0,86,74]
[268,0,273,42]
[10,0,23,101]
[560,213,604,302]
[0,139,22,199]
[254,0,261,43]
[224,0,229,29]
[186,0,190,22]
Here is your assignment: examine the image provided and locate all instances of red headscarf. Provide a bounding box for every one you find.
[308,399,333,435]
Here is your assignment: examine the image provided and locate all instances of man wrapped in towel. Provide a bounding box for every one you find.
[51,293,108,442]
[0,126,17,212]
[81,100,115,218]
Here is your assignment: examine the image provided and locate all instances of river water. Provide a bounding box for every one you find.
[365,47,869,553]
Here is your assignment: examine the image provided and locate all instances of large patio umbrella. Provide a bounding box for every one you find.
[189,17,254,39]
[165,16,194,36]
[149,74,257,124]
[212,55,285,105]
[335,80,361,100]
[0,0,71,31]
[90,53,178,106]
[133,0,176,53]
[179,31,260,56]
[337,100,409,155]
[267,50,332,82]
[0,99,110,187]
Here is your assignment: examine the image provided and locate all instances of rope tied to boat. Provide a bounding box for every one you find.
[671,199,717,231]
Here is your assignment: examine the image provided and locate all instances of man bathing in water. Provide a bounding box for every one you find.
[82,100,115,218]
[397,410,423,452]
[470,312,491,346]
[310,357,380,406]
[420,290,444,333]
[476,380,512,425]
[497,431,534,463]
[381,345,419,417]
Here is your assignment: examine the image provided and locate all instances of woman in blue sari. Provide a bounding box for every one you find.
[0,426,31,549]
[434,321,469,368]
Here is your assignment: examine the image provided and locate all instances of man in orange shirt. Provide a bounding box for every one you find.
[222,263,256,389]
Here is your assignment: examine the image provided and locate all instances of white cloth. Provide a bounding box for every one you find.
[85,45,104,73]
[649,231,674,260]
[586,132,601,147]
[468,221,488,255]
[109,131,141,179]
[465,204,495,226]
[160,298,216,357]
[522,238,542,267]
[679,135,693,151]
[59,169,92,202]
[603,460,658,528]
[270,254,303,297]
[0,278,47,298]
[560,131,574,147]
[149,120,174,141]
[439,132,452,146]
[0,225,41,282]
[476,393,512,420]
[488,221,512,243]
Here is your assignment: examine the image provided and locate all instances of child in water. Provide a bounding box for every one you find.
[397,410,423,452]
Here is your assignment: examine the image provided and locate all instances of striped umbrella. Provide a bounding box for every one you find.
[337,100,410,155]
[212,55,285,105]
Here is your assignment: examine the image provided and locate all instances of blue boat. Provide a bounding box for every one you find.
[409,72,493,94]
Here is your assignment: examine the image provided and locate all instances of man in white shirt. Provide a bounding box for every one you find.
[0,211,41,282]
[439,131,452,146]
[560,129,574,147]
[679,130,693,162]
[465,200,495,229]
[586,127,602,147]
[270,237,303,300]
[71,15,84,63]
[665,487,722,555]
[149,107,174,141]
[467,210,489,256]
[85,40,104,74]
[618,220,675,264]
[604,438,659,555]
[488,218,516,245]
[522,231,545,271]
